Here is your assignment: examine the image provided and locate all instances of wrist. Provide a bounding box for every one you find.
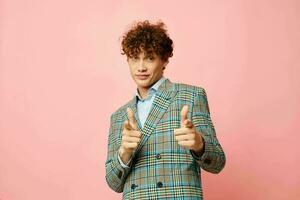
[192,134,204,155]
[119,147,133,163]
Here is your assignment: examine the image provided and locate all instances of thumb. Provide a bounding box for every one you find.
[127,107,138,130]
[183,119,194,128]
[180,105,190,127]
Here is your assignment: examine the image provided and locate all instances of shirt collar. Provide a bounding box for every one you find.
[135,76,166,101]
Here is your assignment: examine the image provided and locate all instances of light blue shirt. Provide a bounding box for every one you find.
[118,76,166,168]
[135,76,166,128]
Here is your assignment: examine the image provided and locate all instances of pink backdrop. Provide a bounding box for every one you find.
[1,0,299,199]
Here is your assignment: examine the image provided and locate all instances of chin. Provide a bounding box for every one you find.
[135,78,150,83]
[135,80,151,87]
[137,82,150,87]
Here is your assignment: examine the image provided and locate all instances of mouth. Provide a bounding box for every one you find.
[136,75,150,80]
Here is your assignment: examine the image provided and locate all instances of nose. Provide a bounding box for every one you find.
[137,61,147,72]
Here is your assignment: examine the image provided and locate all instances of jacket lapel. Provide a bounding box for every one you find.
[126,78,178,154]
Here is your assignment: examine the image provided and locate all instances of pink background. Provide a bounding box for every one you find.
[1,0,299,199]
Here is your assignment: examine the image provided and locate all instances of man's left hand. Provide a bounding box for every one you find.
[174,105,204,154]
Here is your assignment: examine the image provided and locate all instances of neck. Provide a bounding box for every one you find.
[137,87,150,100]
[137,76,163,100]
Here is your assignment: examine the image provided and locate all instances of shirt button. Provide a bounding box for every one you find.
[156,154,161,160]
[157,181,163,188]
[131,183,137,190]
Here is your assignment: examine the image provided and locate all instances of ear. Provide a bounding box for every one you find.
[162,60,168,70]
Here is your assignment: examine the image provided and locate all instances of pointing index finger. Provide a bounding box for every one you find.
[127,107,138,130]
[181,105,190,126]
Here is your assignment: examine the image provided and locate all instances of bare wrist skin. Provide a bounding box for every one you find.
[119,147,133,164]
[194,134,204,151]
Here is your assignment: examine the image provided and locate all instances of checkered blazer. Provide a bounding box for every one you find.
[105,78,226,199]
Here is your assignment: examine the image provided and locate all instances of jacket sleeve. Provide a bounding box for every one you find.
[190,88,226,174]
[105,113,133,193]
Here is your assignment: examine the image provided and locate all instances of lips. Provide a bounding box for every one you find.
[136,75,150,80]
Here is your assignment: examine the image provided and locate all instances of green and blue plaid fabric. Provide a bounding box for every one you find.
[105,78,226,199]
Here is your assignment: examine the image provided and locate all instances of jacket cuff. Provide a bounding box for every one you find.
[111,151,132,180]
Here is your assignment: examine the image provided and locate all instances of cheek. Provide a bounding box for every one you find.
[150,64,160,71]
[153,66,163,74]
[130,67,134,73]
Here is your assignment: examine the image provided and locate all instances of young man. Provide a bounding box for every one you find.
[105,20,226,199]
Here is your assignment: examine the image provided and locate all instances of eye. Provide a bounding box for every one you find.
[131,56,138,61]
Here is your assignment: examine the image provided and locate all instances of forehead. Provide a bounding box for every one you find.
[139,51,154,56]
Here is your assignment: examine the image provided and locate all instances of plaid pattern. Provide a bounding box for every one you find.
[105,78,226,199]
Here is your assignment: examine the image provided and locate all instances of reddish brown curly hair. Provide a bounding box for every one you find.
[120,20,173,61]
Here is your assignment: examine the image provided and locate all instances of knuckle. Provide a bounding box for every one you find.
[126,130,132,136]
[123,135,128,141]
[122,129,128,135]
[134,131,140,137]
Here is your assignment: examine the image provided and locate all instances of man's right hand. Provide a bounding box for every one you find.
[118,107,142,164]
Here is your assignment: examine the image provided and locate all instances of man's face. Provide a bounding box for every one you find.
[127,51,168,93]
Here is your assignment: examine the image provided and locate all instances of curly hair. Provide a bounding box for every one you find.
[120,20,173,61]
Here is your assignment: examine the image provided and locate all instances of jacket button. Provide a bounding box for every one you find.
[156,154,161,160]
[157,181,163,188]
[131,184,137,190]
[204,158,211,165]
